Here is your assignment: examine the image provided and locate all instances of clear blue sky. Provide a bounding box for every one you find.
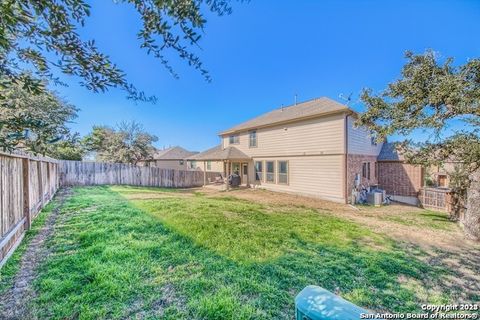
[54,0,480,151]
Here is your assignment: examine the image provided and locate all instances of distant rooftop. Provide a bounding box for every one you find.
[152,146,197,160]
[188,145,250,161]
[219,97,354,135]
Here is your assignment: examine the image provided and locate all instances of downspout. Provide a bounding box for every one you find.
[344,113,349,204]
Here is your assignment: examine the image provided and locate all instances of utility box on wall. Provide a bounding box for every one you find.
[295,286,370,320]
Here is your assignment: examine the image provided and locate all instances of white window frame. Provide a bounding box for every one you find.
[249,130,257,148]
[277,160,289,185]
[266,161,275,183]
[254,161,263,181]
[229,134,239,145]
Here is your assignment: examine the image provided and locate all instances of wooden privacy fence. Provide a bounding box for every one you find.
[59,160,222,188]
[419,187,453,212]
[0,151,59,267]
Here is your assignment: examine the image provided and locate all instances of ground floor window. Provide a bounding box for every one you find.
[207,161,211,170]
[278,161,288,184]
[189,161,197,170]
[254,161,263,181]
[266,161,275,182]
[362,162,371,179]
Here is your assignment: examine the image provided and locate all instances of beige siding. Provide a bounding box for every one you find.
[249,155,344,203]
[222,113,345,157]
[427,161,462,187]
[205,161,224,173]
[187,160,224,172]
[141,160,188,171]
[347,116,383,156]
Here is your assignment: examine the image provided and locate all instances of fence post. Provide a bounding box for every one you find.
[22,158,31,230]
[37,161,44,209]
[46,162,51,200]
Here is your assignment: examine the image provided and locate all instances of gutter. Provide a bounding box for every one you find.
[218,109,353,137]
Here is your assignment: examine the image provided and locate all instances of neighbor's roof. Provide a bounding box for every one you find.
[219,97,354,135]
[377,143,405,161]
[152,146,198,160]
[188,145,250,161]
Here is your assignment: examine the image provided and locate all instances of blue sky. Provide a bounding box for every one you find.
[53,0,480,151]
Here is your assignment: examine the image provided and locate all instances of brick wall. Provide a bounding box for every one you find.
[377,161,423,197]
[347,154,378,193]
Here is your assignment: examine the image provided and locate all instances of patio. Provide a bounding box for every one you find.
[188,145,252,189]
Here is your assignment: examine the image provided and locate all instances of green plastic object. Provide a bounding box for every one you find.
[295,285,369,320]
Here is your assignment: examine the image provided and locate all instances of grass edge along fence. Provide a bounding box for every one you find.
[0,156,221,268]
[59,160,221,188]
[0,151,59,268]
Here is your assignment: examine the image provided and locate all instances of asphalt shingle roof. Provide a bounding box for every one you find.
[377,143,405,161]
[219,97,352,135]
[188,145,250,161]
[152,146,197,160]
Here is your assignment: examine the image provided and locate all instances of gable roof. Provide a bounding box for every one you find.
[377,143,405,161]
[188,145,250,161]
[152,146,197,160]
[219,97,353,135]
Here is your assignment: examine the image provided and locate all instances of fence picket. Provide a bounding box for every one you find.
[58,160,221,189]
[0,151,58,267]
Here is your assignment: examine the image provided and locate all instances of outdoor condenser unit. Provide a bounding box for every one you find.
[295,285,369,320]
[367,191,383,207]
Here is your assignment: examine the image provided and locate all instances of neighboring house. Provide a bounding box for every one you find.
[376,143,424,205]
[191,97,383,203]
[427,161,462,188]
[376,143,462,205]
[138,146,198,170]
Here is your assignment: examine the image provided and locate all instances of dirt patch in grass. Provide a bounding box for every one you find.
[201,188,478,252]
[0,188,71,320]
[197,187,480,304]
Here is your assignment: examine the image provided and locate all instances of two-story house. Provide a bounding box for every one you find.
[190,97,383,203]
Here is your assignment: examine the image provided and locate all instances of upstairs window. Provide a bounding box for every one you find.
[189,161,197,170]
[278,161,289,184]
[266,161,275,183]
[249,130,257,147]
[229,134,239,145]
[254,161,263,181]
[207,161,212,170]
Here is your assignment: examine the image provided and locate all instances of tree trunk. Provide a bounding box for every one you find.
[463,170,480,240]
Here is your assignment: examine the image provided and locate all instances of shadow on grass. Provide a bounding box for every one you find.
[25,186,477,320]
[418,212,452,221]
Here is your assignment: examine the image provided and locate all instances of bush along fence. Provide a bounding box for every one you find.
[0,151,59,267]
[59,160,221,188]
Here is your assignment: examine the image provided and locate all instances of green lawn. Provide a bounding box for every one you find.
[0,186,475,319]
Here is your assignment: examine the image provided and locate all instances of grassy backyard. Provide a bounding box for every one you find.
[1,186,479,319]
